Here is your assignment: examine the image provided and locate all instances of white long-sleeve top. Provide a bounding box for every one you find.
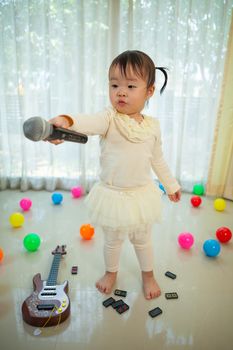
[68,107,180,194]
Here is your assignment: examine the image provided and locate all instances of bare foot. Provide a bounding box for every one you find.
[95,271,117,294]
[142,271,161,300]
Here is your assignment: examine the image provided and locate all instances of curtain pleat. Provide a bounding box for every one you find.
[207,11,233,199]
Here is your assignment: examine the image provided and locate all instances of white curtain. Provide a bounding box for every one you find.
[0,0,232,192]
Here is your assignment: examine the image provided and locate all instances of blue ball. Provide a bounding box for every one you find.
[51,192,63,205]
[159,182,166,193]
[203,239,221,257]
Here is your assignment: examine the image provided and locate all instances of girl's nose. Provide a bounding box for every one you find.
[117,89,127,97]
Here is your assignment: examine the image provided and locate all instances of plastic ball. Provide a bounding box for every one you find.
[214,198,226,212]
[80,224,95,240]
[23,233,41,252]
[178,232,194,249]
[190,196,202,207]
[71,186,83,198]
[9,212,25,228]
[203,239,221,257]
[193,184,205,196]
[51,192,63,205]
[216,227,232,243]
[0,248,4,262]
[159,182,166,193]
[19,197,32,211]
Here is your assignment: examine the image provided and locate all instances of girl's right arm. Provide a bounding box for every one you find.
[48,108,112,145]
[47,115,73,145]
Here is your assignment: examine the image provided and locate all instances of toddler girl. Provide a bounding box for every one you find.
[48,50,181,299]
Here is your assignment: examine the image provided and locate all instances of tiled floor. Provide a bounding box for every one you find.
[0,190,233,350]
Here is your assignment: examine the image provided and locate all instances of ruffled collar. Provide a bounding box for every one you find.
[112,109,157,143]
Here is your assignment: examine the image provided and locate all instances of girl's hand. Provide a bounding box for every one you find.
[47,115,72,145]
[168,189,181,202]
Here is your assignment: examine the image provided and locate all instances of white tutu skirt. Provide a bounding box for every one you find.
[85,182,163,233]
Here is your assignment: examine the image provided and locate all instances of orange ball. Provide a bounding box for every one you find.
[0,248,4,262]
[80,224,94,240]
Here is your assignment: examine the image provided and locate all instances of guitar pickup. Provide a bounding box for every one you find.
[41,292,57,296]
[37,304,55,310]
[44,287,56,291]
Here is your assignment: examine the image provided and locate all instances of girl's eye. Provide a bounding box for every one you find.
[111,84,118,88]
[128,85,136,89]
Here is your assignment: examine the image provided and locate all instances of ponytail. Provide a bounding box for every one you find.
[155,67,168,94]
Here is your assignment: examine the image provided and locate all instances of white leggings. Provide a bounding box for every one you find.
[102,225,154,272]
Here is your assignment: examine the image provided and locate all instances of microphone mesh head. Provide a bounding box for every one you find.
[23,117,52,141]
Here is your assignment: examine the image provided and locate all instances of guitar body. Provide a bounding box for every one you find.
[22,273,70,327]
[22,246,70,327]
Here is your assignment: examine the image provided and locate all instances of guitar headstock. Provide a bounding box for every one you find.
[52,245,67,255]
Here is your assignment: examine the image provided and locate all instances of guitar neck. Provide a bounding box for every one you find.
[47,254,62,286]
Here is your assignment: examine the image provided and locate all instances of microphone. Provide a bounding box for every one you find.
[23,116,88,144]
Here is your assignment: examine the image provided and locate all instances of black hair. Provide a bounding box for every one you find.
[155,67,168,94]
[109,50,168,94]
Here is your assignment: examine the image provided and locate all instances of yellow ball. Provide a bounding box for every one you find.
[214,198,226,212]
[9,212,25,228]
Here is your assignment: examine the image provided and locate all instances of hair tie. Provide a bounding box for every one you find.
[155,67,169,94]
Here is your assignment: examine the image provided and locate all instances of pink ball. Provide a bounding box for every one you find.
[19,198,32,211]
[178,232,194,249]
[71,186,83,198]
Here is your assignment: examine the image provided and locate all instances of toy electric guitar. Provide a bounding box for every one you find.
[22,245,70,327]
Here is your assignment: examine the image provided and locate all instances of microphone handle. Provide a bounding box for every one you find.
[46,127,88,144]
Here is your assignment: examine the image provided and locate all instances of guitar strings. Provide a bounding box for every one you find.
[34,305,62,336]
[54,309,62,330]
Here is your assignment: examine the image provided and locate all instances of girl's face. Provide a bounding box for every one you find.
[109,64,154,118]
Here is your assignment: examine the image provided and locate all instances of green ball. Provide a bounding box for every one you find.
[23,233,41,252]
[193,184,205,196]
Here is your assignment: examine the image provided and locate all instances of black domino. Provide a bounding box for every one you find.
[71,266,78,274]
[148,307,163,318]
[111,299,125,309]
[165,271,177,279]
[114,289,127,297]
[165,292,178,299]
[116,302,129,314]
[102,297,115,308]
